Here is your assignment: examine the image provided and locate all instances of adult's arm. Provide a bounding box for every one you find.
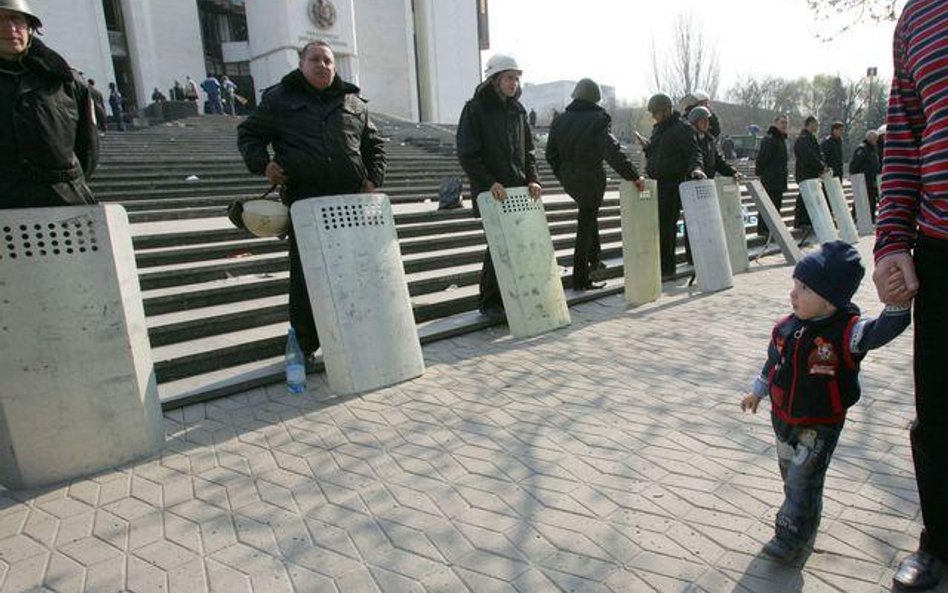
[601,122,640,180]
[544,121,561,179]
[72,75,99,178]
[361,110,387,188]
[755,137,773,176]
[456,103,495,191]
[237,95,277,175]
[523,117,540,186]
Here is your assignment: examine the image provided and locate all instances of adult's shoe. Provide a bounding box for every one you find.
[575,280,606,291]
[893,551,946,590]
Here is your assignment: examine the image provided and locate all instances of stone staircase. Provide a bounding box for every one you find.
[89,115,835,409]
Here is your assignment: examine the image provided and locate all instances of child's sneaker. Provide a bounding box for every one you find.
[762,536,802,563]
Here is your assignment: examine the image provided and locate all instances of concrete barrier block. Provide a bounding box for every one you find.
[620,179,661,306]
[291,193,425,396]
[477,188,570,338]
[679,180,733,293]
[0,205,164,489]
[849,173,875,236]
[746,181,802,264]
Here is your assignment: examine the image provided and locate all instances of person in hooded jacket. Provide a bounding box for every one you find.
[456,53,541,316]
[237,40,386,358]
[0,0,98,209]
[755,114,790,237]
[546,78,644,290]
[793,116,829,229]
[636,93,705,278]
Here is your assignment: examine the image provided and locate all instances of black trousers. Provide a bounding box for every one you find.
[478,248,503,311]
[911,236,948,562]
[288,231,320,353]
[657,180,683,277]
[758,181,786,236]
[572,206,602,286]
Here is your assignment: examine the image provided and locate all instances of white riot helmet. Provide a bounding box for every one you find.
[877,124,887,135]
[484,54,522,79]
[692,90,710,103]
[241,199,289,238]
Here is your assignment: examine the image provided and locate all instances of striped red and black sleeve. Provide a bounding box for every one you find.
[875,0,948,261]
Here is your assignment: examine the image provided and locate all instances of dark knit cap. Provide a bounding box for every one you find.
[793,241,865,309]
[572,78,601,103]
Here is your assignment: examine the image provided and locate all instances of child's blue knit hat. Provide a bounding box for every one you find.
[793,241,865,309]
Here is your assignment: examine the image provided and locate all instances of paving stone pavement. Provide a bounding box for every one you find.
[1,238,944,593]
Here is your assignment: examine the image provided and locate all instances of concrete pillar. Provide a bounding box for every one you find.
[290,193,424,396]
[620,180,661,306]
[0,205,164,489]
[821,173,859,244]
[798,179,839,244]
[477,189,571,339]
[714,176,749,274]
[679,180,733,293]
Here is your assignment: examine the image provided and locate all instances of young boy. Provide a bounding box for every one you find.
[741,241,911,562]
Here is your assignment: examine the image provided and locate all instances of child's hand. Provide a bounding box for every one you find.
[884,266,914,306]
[741,394,762,414]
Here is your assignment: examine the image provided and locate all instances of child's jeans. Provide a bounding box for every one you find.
[771,417,845,547]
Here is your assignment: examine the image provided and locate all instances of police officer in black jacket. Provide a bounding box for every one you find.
[238,40,387,357]
[755,114,790,236]
[637,93,705,278]
[793,116,829,229]
[456,54,541,316]
[546,78,644,290]
[0,0,98,210]
[849,130,880,223]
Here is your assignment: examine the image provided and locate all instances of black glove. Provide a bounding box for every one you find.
[227,200,246,230]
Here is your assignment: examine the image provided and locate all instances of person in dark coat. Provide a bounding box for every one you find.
[87,78,107,133]
[682,90,721,140]
[793,116,828,228]
[755,114,790,236]
[721,135,736,160]
[0,1,98,210]
[848,130,880,223]
[108,82,125,131]
[546,78,644,290]
[237,40,386,357]
[688,107,740,180]
[821,121,844,179]
[456,53,541,316]
[636,93,705,278]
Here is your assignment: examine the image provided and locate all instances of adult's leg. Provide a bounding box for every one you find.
[657,181,681,277]
[288,231,320,354]
[478,247,503,312]
[911,237,948,563]
[573,206,597,287]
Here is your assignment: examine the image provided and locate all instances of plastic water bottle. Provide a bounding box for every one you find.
[285,327,306,394]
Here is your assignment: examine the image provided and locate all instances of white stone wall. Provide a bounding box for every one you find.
[33,0,113,90]
[121,0,205,110]
[352,0,418,120]
[413,0,481,124]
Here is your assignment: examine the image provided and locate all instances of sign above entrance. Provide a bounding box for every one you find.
[291,0,356,55]
[308,0,336,30]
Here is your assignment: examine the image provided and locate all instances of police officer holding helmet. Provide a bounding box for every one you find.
[0,0,98,209]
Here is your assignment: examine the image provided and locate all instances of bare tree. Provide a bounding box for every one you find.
[801,0,906,37]
[650,11,721,100]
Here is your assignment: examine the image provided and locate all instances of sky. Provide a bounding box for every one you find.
[483,0,899,104]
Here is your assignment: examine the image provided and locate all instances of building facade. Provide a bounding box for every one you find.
[37,0,485,123]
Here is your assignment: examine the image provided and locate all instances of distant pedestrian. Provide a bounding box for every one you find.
[720,134,736,160]
[848,130,880,223]
[184,75,200,109]
[108,81,125,131]
[528,107,537,127]
[171,80,185,101]
[741,241,910,563]
[546,78,644,290]
[221,75,238,115]
[87,78,107,133]
[151,87,167,103]
[201,73,222,114]
[755,114,790,237]
[636,92,704,278]
[820,121,844,180]
[792,115,828,229]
